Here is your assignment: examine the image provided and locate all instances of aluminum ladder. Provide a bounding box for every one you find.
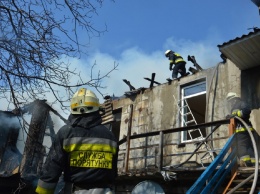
[173,95,214,166]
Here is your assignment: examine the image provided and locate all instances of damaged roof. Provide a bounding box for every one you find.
[218,28,260,70]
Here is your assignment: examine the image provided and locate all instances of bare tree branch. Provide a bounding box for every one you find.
[0,0,117,110]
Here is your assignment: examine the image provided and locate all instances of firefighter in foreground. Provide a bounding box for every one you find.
[226,92,259,167]
[36,88,118,194]
[165,50,188,80]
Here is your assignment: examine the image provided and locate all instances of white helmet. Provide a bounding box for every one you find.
[70,88,100,114]
[165,50,172,57]
[226,92,239,101]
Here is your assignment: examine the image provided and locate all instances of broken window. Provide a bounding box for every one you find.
[180,80,206,142]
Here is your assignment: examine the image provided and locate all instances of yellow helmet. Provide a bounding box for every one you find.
[226,92,239,101]
[70,88,100,114]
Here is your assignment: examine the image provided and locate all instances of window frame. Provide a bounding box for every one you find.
[180,80,207,143]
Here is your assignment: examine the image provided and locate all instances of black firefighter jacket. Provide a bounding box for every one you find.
[231,98,253,131]
[36,112,118,194]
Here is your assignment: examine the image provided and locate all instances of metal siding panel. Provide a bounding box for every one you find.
[219,33,260,70]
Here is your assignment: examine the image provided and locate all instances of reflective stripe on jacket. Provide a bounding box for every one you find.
[240,155,251,162]
[36,180,57,194]
[169,52,186,65]
[174,53,185,63]
[63,137,117,169]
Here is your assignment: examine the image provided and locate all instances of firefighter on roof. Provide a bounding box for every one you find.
[165,50,188,79]
[36,88,118,194]
[226,92,260,167]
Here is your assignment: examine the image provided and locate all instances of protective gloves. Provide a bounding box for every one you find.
[232,109,243,117]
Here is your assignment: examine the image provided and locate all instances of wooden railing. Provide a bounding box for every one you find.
[118,119,231,173]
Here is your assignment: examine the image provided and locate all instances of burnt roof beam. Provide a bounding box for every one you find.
[144,73,161,88]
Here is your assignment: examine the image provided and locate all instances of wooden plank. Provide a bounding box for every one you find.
[229,118,236,136]
[123,79,136,91]
[124,104,133,173]
[20,100,49,177]
[158,131,164,171]
[222,171,238,194]
[143,78,161,85]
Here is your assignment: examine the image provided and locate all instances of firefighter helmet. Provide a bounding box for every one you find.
[70,88,100,114]
[226,92,239,101]
[165,50,173,57]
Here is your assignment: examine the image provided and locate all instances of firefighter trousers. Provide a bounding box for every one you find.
[235,130,260,165]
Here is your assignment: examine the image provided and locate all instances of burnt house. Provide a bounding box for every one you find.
[101,28,260,193]
[0,111,23,193]
[0,29,259,193]
[0,100,60,193]
[0,111,22,174]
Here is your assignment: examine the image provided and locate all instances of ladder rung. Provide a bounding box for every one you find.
[189,128,200,132]
[185,120,196,125]
[180,112,191,116]
[200,153,214,161]
[179,105,188,109]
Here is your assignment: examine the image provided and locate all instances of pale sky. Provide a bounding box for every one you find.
[75,0,260,101]
[2,0,260,116]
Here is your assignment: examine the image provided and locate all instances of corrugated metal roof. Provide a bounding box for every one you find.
[218,28,260,70]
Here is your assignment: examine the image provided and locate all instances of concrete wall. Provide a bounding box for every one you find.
[205,60,241,149]
[113,60,242,172]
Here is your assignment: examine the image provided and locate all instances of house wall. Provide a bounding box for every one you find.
[242,65,260,135]
[206,59,241,149]
[113,60,241,172]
